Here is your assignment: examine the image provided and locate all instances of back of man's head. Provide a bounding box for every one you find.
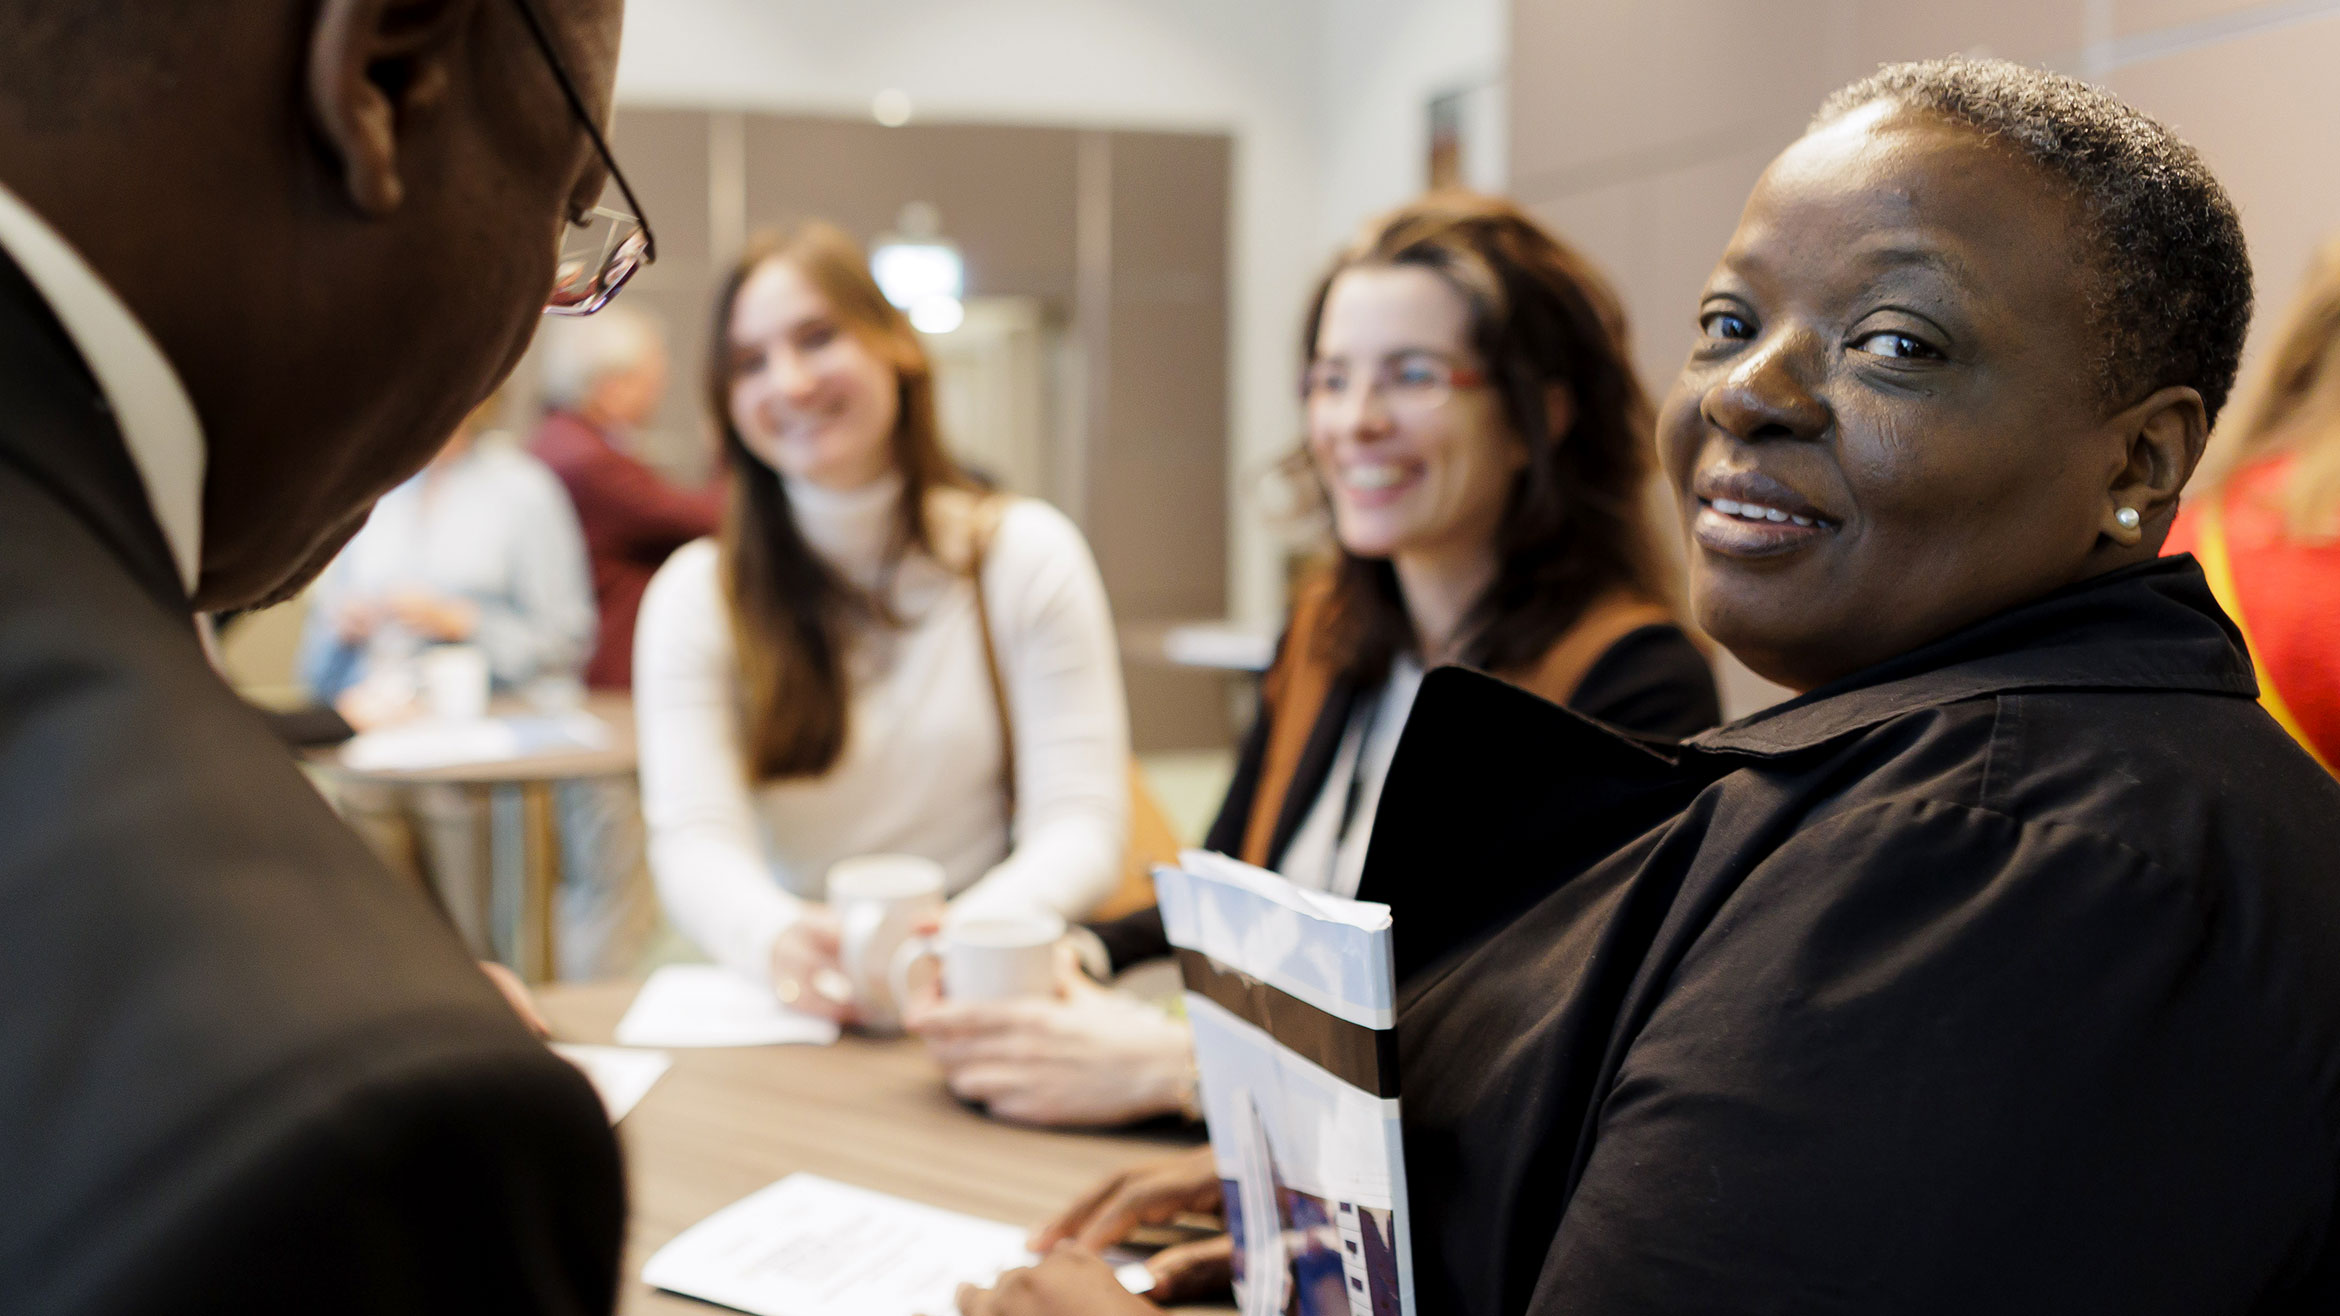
[0,4,205,130]
[0,0,627,611]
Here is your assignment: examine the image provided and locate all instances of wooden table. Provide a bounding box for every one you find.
[539,981,1218,1314]
[308,692,638,981]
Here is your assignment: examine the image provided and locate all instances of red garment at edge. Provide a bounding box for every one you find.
[530,409,723,689]
[2166,453,2340,769]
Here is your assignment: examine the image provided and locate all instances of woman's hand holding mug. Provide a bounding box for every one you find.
[768,907,857,1023]
[907,942,1198,1127]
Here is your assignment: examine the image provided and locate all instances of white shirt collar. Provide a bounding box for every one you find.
[0,179,205,596]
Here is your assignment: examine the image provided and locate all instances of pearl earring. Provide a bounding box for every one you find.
[2116,507,2141,531]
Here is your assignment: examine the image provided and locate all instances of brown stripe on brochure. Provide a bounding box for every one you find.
[1173,948,1398,1098]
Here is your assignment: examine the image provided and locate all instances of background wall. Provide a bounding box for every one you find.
[1509,0,2340,713]
[613,0,1509,636]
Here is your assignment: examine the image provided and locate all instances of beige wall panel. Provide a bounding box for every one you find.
[2115,0,2270,37]
[1530,182,1652,313]
[2111,13,2340,373]
[1633,143,1783,393]
[741,119,1080,303]
[1840,0,2089,72]
[1095,129,1230,624]
[1096,130,1232,751]
[1509,0,1844,197]
[610,108,715,272]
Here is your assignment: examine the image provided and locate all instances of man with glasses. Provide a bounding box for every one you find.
[0,0,650,1309]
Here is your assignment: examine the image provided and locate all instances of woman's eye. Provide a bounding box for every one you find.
[1851,330,1940,361]
[730,350,765,376]
[1391,360,1443,389]
[1699,310,1752,341]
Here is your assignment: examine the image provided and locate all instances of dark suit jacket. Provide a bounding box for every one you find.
[529,410,721,690]
[0,253,625,1312]
[1375,558,2340,1315]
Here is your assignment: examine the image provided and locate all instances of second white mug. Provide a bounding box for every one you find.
[891,912,1066,1008]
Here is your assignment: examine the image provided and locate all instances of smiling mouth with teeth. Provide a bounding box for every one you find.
[1345,464,1410,492]
[1705,497,1826,529]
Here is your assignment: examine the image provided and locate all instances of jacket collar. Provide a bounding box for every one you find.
[0,180,204,597]
[1689,556,2256,760]
[0,247,190,611]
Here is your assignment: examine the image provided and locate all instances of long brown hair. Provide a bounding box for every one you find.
[708,222,973,780]
[1296,192,1665,685]
[2195,234,2340,540]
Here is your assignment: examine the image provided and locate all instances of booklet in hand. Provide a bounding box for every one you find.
[1154,850,1410,1316]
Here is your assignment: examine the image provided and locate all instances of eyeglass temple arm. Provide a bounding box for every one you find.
[507,0,657,263]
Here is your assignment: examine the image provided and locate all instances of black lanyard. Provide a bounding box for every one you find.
[1335,690,1384,847]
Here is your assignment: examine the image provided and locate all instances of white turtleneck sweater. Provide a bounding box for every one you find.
[633,474,1130,985]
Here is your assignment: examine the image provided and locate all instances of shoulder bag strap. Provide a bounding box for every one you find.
[965,495,1019,817]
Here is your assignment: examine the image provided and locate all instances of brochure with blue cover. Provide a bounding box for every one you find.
[1153,850,1409,1316]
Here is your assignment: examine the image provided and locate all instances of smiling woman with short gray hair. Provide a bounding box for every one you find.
[963,57,2340,1316]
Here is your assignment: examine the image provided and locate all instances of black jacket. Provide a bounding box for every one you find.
[1091,625,1719,972]
[0,255,624,1311]
[1368,557,2340,1315]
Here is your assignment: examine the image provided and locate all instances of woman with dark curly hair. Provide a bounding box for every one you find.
[969,58,2340,1316]
[911,193,1719,1135]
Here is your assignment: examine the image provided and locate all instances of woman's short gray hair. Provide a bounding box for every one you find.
[1814,57,2253,425]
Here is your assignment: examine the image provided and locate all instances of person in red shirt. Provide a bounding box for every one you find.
[2166,236,2340,774]
[530,305,723,688]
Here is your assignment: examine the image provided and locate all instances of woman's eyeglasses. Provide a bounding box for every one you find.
[509,0,656,316]
[1303,351,1489,422]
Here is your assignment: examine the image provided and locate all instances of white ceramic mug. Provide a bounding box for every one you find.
[830,854,948,1032]
[418,644,490,723]
[891,911,1066,1008]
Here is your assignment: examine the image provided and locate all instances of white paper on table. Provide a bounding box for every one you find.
[614,964,841,1048]
[642,1174,1153,1316]
[549,1042,671,1123]
[339,711,610,772]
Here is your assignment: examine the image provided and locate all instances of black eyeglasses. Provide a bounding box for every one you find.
[509,0,656,316]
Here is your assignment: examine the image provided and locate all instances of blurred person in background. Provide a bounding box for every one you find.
[299,393,594,721]
[299,394,652,977]
[2165,235,2340,774]
[910,193,1720,1135]
[531,303,722,688]
[635,222,1129,1022]
[0,0,634,1306]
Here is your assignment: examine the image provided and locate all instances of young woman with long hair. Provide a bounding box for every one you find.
[633,222,1128,1021]
[910,193,1720,1135]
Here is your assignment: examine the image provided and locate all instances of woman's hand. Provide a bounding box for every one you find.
[333,668,418,732]
[387,589,479,643]
[479,961,550,1037]
[954,1246,1157,1316]
[906,947,1196,1126]
[769,908,857,1023]
[1029,1146,1222,1253]
[1141,1234,1234,1305]
[334,598,385,644]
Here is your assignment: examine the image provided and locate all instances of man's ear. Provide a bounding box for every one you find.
[2101,384,2208,547]
[308,0,477,217]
